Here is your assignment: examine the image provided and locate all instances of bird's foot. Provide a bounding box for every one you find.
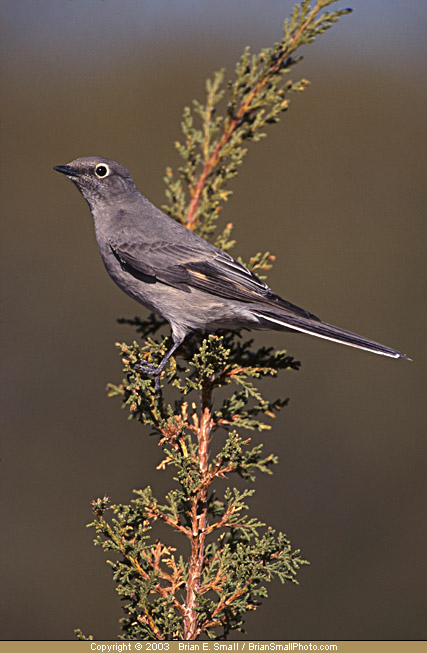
[133,360,162,392]
[134,360,157,375]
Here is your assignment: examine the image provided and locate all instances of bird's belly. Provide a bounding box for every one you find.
[106,263,258,335]
[140,283,257,332]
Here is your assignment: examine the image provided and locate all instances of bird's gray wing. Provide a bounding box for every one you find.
[109,239,268,297]
[110,238,316,318]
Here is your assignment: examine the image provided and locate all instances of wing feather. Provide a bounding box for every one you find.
[109,238,318,319]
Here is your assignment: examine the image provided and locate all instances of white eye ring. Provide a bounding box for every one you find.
[94,163,110,178]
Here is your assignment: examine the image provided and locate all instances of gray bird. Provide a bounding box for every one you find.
[54,156,409,388]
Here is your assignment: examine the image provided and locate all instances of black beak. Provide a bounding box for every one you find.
[53,165,79,177]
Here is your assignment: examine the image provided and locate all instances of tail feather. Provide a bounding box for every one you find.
[251,310,410,360]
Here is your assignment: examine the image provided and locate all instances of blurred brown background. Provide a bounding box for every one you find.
[1,0,426,641]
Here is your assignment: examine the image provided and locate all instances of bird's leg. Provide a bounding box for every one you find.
[134,336,185,391]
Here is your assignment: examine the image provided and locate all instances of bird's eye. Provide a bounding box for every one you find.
[95,164,110,178]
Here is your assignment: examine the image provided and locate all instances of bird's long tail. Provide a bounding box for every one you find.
[251,309,410,360]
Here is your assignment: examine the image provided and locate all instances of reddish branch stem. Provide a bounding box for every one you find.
[179,6,325,636]
[183,383,213,640]
[185,3,321,230]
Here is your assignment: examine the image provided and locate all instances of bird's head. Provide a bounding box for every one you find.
[53,157,139,207]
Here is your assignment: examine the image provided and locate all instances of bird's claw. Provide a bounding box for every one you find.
[133,360,162,392]
[134,360,157,374]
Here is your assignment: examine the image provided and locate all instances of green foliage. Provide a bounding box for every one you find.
[107,329,299,432]
[84,485,307,640]
[79,1,351,641]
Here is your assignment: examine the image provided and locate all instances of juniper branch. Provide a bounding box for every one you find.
[81,1,351,641]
